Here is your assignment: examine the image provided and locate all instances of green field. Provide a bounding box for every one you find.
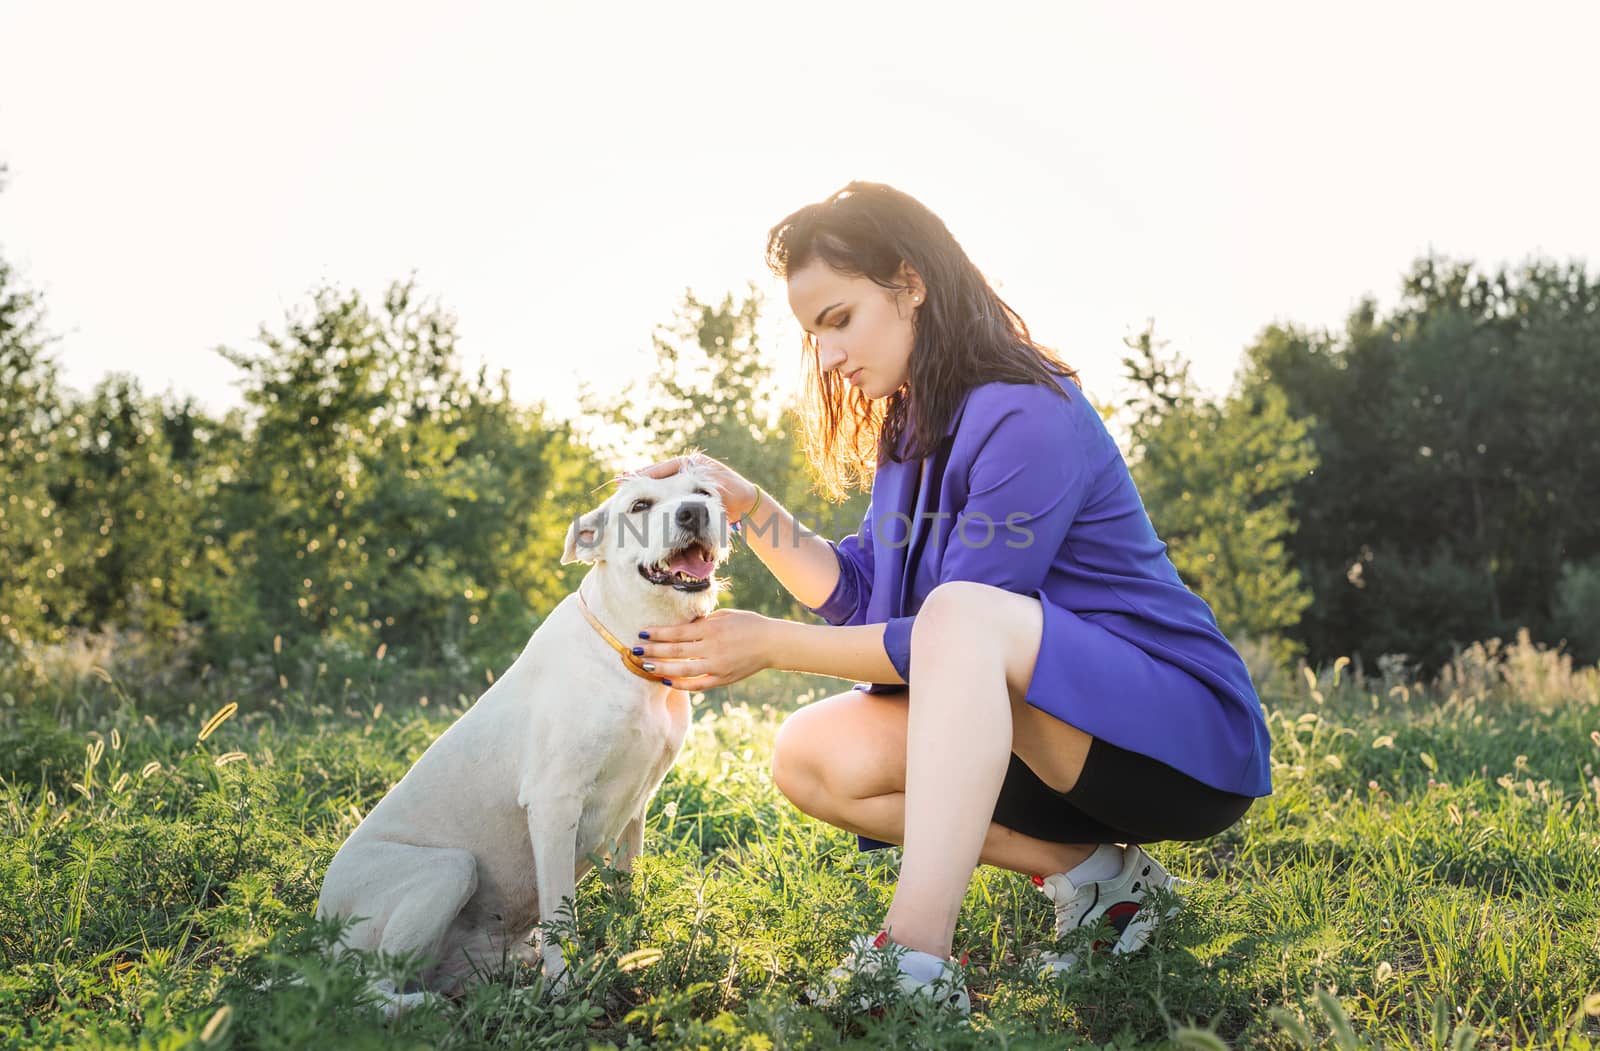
[4,631,1600,1050]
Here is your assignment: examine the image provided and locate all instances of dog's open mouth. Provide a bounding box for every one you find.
[639,539,717,592]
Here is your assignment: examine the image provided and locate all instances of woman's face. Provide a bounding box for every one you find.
[786,257,924,398]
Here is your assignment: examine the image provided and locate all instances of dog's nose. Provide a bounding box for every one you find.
[675,502,708,533]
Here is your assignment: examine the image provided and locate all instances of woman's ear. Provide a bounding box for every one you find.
[562,504,611,565]
[897,262,926,305]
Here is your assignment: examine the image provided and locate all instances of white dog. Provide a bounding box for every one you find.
[313,463,730,1015]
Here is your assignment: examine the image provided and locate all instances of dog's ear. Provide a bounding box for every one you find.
[562,506,610,565]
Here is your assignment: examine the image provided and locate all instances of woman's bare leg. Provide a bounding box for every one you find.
[771,679,1092,874]
[770,582,1101,959]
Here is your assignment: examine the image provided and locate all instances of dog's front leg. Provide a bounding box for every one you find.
[526,801,581,996]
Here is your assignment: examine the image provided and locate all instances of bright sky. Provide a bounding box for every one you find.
[2,1,1595,457]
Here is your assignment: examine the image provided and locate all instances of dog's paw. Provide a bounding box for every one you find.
[366,981,443,1020]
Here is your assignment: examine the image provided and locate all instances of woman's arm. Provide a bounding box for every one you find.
[672,489,896,689]
[734,487,851,612]
[760,619,906,686]
[633,609,904,691]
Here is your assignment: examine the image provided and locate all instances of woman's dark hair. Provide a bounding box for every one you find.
[765,180,1081,501]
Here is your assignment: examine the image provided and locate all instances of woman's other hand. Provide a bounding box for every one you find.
[633,452,761,524]
[634,608,775,690]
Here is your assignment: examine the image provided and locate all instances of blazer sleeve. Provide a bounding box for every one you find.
[881,384,1097,683]
[799,501,877,627]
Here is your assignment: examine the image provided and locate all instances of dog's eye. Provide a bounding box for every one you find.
[693,488,712,498]
[629,499,652,513]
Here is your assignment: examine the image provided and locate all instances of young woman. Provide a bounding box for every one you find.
[631,181,1272,1014]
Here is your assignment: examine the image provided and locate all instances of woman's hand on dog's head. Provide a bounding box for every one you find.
[632,452,761,523]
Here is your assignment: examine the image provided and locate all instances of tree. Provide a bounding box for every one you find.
[1250,254,1600,667]
[1122,322,1318,665]
[0,164,81,649]
[211,275,609,667]
[51,376,217,638]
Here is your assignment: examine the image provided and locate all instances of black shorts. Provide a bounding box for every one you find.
[991,736,1254,844]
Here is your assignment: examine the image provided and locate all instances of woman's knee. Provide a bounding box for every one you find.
[909,581,990,647]
[770,691,904,808]
[770,703,828,807]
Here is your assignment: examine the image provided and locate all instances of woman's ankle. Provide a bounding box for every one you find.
[1035,841,1098,878]
[877,916,954,960]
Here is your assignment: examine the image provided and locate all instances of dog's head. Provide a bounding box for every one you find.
[561,461,733,608]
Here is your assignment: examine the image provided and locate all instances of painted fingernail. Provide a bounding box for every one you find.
[631,646,644,655]
[638,631,650,639]
[641,662,655,672]
[661,679,672,686]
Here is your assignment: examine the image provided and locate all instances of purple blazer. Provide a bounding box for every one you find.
[791,373,1274,822]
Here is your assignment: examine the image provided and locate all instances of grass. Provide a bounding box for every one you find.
[3,628,1600,1048]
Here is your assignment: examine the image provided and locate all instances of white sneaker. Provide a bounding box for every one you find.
[1032,844,1181,974]
[799,930,971,1016]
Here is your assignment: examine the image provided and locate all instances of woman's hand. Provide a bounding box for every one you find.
[635,608,775,691]
[633,452,761,524]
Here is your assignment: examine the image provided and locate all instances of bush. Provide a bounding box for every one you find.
[1554,558,1600,665]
